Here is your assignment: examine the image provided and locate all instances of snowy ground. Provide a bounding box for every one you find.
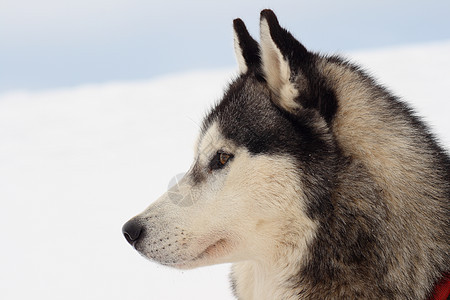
[0,42,449,300]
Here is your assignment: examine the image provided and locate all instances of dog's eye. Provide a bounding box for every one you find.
[219,153,231,165]
[209,151,233,171]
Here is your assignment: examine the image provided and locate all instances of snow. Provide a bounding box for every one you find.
[0,42,449,299]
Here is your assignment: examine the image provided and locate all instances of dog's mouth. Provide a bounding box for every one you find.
[195,238,229,260]
[167,238,230,269]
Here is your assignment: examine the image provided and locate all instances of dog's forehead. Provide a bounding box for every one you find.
[198,74,309,157]
[197,77,252,155]
[202,75,267,128]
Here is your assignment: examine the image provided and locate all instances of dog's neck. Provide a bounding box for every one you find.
[230,206,318,299]
[231,259,303,300]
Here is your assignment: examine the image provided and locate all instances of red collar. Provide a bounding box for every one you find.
[428,273,450,300]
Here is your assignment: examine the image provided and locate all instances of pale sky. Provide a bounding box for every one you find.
[1,0,449,93]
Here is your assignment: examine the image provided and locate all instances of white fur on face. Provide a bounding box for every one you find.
[132,121,317,272]
[196,122,235,166]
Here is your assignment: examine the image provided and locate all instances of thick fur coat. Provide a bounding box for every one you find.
[123,10,449,299]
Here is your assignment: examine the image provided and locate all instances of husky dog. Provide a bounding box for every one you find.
[123,9,450,299]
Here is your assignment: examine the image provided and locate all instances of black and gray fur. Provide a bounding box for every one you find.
[219,10,449,300]
[122,9,449,300]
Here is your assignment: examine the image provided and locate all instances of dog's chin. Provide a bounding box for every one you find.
[177,238,232,269]
[141,238,233,270]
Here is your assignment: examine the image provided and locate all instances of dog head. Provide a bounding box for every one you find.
[122,9,337,269]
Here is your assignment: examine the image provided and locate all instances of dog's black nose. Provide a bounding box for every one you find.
[122,219,143,245]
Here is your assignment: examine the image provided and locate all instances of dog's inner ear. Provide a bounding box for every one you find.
[259,9,309,113]
[233,18,260,74]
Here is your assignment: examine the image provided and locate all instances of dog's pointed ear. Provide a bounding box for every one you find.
[233,18,260,74]
[259,9,309,112]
